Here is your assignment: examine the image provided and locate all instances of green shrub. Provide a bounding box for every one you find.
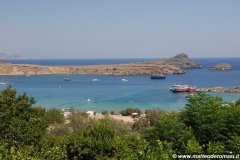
[44,108,64,125]
[121,108,142,116]
[101,110,109,115]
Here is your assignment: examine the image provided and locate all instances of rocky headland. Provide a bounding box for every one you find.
[144,53,202,69]
[0,53,201,76]
[209,63,232,71]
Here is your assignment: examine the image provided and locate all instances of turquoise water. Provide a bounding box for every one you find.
[1,58,240,112]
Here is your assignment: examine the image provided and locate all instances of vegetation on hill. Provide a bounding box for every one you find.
[0,87,240,159]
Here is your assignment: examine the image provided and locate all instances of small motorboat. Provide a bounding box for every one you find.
[122,78,128,82]
[92,78,100,82]
[64,75,71,81]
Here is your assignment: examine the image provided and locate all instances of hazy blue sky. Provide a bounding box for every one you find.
[0,0,240,59]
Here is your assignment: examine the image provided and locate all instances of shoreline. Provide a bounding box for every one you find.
[197,87,240,93]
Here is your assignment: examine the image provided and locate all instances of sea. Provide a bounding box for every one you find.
[1,58,240,112]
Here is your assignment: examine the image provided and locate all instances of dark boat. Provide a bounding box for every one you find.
[150,74,166,79]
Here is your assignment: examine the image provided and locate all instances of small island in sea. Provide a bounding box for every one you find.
[209,63,232,71]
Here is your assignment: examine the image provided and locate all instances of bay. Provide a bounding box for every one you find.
[1,58,240,112]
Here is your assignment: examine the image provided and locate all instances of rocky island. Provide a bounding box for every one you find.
[0,53,201,76]
[209,63,232,71]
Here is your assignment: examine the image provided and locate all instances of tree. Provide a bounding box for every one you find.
[44,108,64,125]
[144,112,193,152]
[236,99,240,106]
[65,118,118,159]
[0,87,47,148]
[180,92,227,146]
[181,92,240,150]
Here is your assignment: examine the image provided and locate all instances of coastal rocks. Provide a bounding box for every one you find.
[146,53,202,69]
[164,53,202,69]
[208,63,232,71]
[198,87,240,93]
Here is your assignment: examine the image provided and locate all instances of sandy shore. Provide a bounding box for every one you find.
[94,114,134,123]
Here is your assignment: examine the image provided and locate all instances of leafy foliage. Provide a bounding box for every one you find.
[0,87,47,148]
[144,112,193,152]
[44,108,64,125]
[181,92,240,150]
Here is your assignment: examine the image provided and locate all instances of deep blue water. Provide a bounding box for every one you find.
[3,59,149,66]
[1,58,240,112]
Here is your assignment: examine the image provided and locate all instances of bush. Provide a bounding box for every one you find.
[236,99,240,106]
[101,110,109,115]
[181,92,240,148]
[144,112,193,152]
[121,108,142,116]
[145,109,165,126]
[68,110,89,132]
[110,110,115,115]
[44,108,64,125]
[0,87,47,148]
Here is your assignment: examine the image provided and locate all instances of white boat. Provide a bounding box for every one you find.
[0,75,7,85]
[122,78,128,82]
[92,78,100,82]
[64,75,71,81]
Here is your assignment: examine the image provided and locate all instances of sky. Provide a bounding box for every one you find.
[0,0,240,59]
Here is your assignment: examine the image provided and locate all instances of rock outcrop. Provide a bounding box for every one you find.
[209,63,232,71]
[145,53,202,69]
[198,87,240,93]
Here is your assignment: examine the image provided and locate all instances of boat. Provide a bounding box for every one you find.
[169,85,196,93]
[92,78,100,82]
[64,75,71,81]
[150,74,166,79]
[122,78,128,82]
[0,75,7,85]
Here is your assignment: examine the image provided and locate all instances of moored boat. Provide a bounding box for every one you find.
[64,75,71,81]
[122,78,128,82]
[92,78,100,82]
[150,74,166,79]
